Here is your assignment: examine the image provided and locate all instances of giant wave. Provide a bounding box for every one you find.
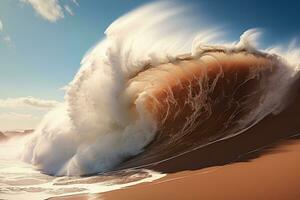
[22,2,300,176]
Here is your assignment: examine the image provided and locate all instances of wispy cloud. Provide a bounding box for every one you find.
[71,0,79,7]
[0,97,60,109]
[21,0,64,22]
[0,111,41,131]
[0,19,3,32]
[2,35,14,48]
[21,0,78,22]
[0,19,13,48]
[64,5,74,16]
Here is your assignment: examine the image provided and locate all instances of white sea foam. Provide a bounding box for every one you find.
[0,159,165,200]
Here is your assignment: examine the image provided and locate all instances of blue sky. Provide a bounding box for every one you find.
[0,0,299,130]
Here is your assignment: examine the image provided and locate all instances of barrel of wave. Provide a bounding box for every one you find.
[122,50,277,167]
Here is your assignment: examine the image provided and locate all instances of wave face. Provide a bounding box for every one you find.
[22,2,300,175]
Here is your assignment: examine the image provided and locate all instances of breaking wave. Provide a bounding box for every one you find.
[22,2,300,175]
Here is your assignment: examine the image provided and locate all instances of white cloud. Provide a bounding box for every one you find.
[3,36,11,43]
[0,19,3,32]
[71,0,79,7]
[0,20,14,48]
[0,112,41,131]
[0,97,60,109]
[64,5,74,16]
[21,0,64,22]
[2,35,13,47]
[0,112,34,120]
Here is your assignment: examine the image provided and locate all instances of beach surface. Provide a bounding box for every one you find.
[101,139,300,200]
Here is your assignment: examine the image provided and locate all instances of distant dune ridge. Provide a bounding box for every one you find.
[3,129,34,138]
[0,131,6,141]
[0,129,34,143]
